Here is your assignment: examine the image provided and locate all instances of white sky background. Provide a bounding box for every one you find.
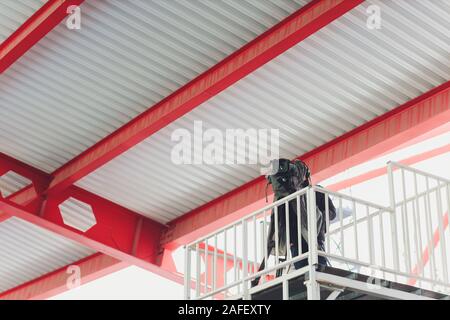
[52,130,450,300]
[52,265,184,300]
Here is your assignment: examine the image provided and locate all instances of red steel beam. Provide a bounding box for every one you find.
[0,154,186,298]
[45,0,364,195]
[0,0,84,74]
[376,122,450,159]
[0,153,168,267]
[0,154,181,285]
[0,152,50,191]
[0,194,186,285]
[0,253,127,300]
[0,152,51,221]
[0,249,184,300]
[161,81,450,249]
[0,213,10,224]
[327,143,450,192]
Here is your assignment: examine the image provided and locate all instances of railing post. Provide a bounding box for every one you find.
[261,219,267,284]
[387,162,400,276]
[242,219,250,300]
[435,181,448,283]
[306,187,320,300]
[195,243,200,297]
[184,245,191,300]
[282,280,289,300]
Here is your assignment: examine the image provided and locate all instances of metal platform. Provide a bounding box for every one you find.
[251,266,449,300]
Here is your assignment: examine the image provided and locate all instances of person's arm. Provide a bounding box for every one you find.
[315,186,337,221]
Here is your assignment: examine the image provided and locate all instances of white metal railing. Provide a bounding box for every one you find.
[184,162,450,300]
[387,161,450,290]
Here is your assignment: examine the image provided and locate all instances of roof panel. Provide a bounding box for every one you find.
[77,0,450,224]
[0,0,311,172]
[0,217,95,293]
[0,0,46,43]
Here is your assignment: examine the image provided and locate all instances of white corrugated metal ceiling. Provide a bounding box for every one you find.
[76,0,450,223]
[0,0,311,172]
[0,0,46,43]
[0,217,95,293]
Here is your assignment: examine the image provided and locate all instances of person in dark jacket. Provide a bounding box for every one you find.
[266,159,336,270]
[252,159,336,287]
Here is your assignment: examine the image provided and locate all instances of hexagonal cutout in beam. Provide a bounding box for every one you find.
[58,197,97,232]
[0,171,32,198]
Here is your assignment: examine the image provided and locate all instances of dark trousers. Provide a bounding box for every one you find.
[276,199,328,270]
[290,236,328,269]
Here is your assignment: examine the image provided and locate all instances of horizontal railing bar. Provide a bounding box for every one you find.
[219,266,310,301]
[327,208,384,236]
[243,252,308,284]
[189,185,389,248]
[321,252,450,290]
[248,266,309,296]
[187,187,309,247]
[394,183,448,208]
[389,161,450,184]
[194,253,309,300]
[189,247,258,265]
[313,186,391,211]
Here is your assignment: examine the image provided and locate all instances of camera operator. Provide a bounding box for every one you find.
[252,159,336,287]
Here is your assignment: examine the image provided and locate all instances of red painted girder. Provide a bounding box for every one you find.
[376,122,450,159]
[0,154,168,268]
[0,194,184,283]
[6,185,40,207]
[0,152,172,277]
[0,152,51,221]
[161,81,450,249]
[327,143,450,191]
[0,249,184,300]
[0,253,127,300]
[0,152,50,191]
[0,155,186,292]
[0,0,84,73]
[46,0,364,195]
[0,213,10,224]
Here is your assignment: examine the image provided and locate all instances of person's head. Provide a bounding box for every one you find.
[266,159,311,198]
[293,159,311,188]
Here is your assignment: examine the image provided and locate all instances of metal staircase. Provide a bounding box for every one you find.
[184,162,450,300]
